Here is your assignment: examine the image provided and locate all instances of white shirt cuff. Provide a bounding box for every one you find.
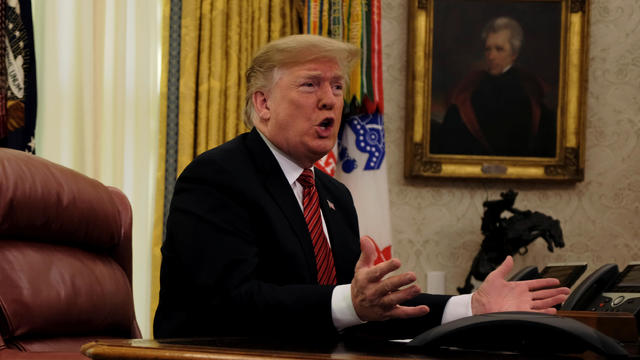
[441,294,473,324]
[332,287,472,330]
[331,284,365,331]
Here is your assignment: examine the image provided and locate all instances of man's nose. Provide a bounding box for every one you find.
[318,83,337,109]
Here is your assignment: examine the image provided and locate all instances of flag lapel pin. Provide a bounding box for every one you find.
[327,200,335,210]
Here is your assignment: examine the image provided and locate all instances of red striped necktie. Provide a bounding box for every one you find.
[297,169,337,285]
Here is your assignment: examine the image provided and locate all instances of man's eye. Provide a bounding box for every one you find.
[302,82,315,87]
[333,84,344,91]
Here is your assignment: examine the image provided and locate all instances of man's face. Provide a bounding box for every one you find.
[253,59,344,168]
[484,29,517,75]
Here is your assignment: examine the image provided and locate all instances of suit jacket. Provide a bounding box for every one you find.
[154,128,450,340]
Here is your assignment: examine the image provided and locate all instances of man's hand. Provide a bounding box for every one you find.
[351,236,430,321]
[471,256,571,315]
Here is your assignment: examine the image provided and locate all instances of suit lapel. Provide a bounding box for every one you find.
[245,129,317,279]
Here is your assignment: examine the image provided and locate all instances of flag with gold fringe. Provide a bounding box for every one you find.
[305,0,391,265]
[0,0,36,154]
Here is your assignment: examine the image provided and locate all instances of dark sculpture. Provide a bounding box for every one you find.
[457,190,564,294]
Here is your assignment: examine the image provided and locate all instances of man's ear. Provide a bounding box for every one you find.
[252,91,270,121]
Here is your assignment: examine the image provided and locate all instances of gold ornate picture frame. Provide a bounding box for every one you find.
[404,0,589,181]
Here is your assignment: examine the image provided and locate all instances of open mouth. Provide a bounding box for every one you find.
[319,117,334,129]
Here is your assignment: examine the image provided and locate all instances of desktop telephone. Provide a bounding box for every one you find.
[406,263,640,357]
[562,263,640,326]
[509,262,640,326]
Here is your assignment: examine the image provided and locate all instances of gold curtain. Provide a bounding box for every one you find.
[178,0,301,171]
[151,0,302,334]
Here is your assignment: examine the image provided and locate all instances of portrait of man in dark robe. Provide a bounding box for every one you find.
[429,2,561,158]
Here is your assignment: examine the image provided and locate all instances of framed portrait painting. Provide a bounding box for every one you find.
[404,0,589,181]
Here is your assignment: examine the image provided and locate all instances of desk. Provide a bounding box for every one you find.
[81,337,639,360]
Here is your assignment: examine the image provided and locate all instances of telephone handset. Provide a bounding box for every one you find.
[562,263,640,329]
[509,263,587,289]
[561,263,619,310]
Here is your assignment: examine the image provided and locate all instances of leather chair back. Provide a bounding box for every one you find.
[0,149,140,357]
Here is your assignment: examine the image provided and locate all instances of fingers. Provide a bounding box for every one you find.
[491,256,514,280]
[530,287,570,300]
[374,272,418,297]
[353,283,425,322]
[521,277,561,291]
[355,236,378,272]
[365,260,403,286]
[522,283,570,310]
[380,284,422,307]
[387,289,422,311]
[386,304,430,319]
[351,238,427,322]
[531,294,569,310]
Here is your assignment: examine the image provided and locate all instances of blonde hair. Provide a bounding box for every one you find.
[244,34,360,127]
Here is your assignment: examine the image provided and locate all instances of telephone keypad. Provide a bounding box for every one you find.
[586,293,640,317]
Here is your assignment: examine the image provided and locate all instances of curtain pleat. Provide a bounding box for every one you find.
[151,0,303,335]
[176,0,199,171]
[150,0,172,335]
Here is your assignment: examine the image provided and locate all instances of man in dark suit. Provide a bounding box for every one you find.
[154,35,569,340]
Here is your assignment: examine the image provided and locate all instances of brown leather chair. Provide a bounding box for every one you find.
[0,148,141,359]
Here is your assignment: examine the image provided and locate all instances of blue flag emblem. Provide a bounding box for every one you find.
[338,112,386,173]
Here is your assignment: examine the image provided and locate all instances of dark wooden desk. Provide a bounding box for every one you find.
[80,337,638,360]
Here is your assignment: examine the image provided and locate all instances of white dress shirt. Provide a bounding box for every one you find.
[257,130,472,332]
